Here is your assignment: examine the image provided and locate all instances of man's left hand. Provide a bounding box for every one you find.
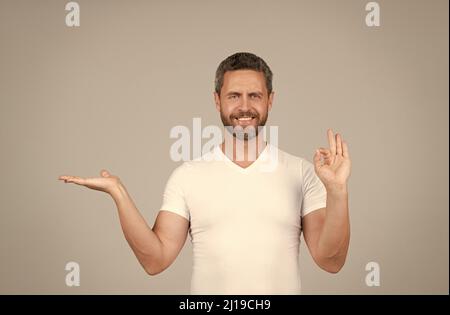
[313,129,352,192]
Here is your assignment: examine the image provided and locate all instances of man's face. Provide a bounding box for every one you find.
[214,70,274,138]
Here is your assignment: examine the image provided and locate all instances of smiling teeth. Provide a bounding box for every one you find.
[238,117,253,121]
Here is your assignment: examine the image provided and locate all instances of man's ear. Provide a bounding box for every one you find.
[268,91,275,111]
[214,92,221,112]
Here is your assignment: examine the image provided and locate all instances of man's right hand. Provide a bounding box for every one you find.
[57,168,189,276]
[58,169,121,195]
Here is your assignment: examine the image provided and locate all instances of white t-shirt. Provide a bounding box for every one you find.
[160,143,327,295]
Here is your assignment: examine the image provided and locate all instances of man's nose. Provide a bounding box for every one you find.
[239,95,250,111]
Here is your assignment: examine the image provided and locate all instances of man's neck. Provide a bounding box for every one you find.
[220,134,267,168]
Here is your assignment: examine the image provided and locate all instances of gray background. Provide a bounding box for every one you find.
[0,0,448,294]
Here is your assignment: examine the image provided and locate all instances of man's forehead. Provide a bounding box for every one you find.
[222,70,266,91]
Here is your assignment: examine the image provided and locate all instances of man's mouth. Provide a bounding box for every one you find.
[234,116,256,126]
[236,116,254,121]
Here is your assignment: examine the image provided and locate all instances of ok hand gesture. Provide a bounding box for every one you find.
[313,129,351,191]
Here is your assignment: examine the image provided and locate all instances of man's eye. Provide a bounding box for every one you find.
[229,95,238,99]
[251,94,261,99]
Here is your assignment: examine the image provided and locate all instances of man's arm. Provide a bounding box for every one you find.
[302,129,351,273]
[111,183,189,275]
[59,170,189,276]
[302,186,350,273]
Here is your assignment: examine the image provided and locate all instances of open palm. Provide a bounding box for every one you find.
[58,169,121,195]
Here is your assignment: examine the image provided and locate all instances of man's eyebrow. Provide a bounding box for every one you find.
[225,91,263,96]
[225,91,242,96]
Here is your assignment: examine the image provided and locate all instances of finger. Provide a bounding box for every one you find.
[342,140,350,158]
[58,175,75,181]
[336,133,343,156]
[327,129,336,156]
[313,149,322,172]
[319,149,334,165]
[63,176,86,185]
[318,148,332,163]
[100,169,110,177]
[318,147,331,156]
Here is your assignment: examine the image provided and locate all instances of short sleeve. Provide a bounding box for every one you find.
[301,159,327,217]
[160,163,190,221]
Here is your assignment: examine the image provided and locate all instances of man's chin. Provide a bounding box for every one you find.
[224,123,261,140]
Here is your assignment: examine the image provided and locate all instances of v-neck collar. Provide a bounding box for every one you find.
[214,142,273,174]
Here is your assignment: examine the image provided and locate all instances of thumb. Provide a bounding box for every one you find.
[100,169,110,178]
[313,149,322,172]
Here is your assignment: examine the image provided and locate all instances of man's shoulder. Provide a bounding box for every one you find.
[175,145,220,172]
[273,145,308,168]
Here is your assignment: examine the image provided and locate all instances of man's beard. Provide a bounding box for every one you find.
[220,108,268,141]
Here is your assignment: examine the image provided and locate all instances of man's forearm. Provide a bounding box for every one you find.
[317,185,350,271]
[110,183,164,275]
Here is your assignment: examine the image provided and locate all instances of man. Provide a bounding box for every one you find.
[58,52,351,294]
